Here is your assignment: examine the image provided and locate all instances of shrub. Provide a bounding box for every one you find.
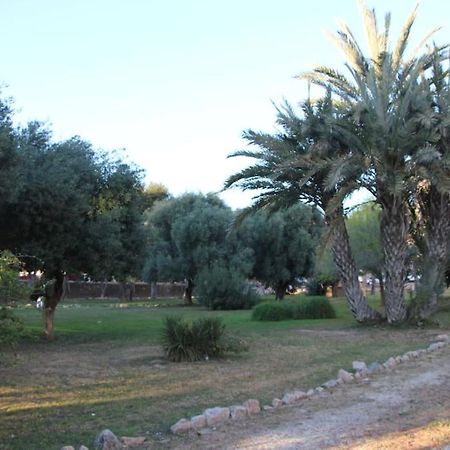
[0,308,25,360]
[161,315,247,362]
[0,250,30,305]
[252,296,336,321]
[289,296,337,319]
[196,264,260,310]
[251,301,292,321]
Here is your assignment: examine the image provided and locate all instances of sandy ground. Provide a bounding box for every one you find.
[168,344,450,450]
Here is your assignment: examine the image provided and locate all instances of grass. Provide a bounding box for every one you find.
[0,294,449,450]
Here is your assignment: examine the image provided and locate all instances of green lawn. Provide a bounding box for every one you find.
[0,295,449,450]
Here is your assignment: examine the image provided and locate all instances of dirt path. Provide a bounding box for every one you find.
[169,345,450,449]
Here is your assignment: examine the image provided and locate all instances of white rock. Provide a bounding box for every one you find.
[229,405,248,420]
[190,414,207,430]
[170,418,192,435]
[263,405,273,411]
[243,399,260,415]
[337,369,354,383]
[79,446,89,450]
[306,389,315,397]
[272,398,283,408]
[428,342,445,352]
[204,407,230,427]
[385,357,398,369]
[281,392,297,405]
[94,429,123,450]
[60,447,74,450]
[435,334,449,342]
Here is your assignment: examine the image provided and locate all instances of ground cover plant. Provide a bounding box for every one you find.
[0,294,449,450]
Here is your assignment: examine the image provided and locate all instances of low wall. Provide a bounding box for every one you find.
[65,281,185,299]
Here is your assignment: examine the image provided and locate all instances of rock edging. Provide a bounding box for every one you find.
[60,333,450,448]
[169,333,450,435]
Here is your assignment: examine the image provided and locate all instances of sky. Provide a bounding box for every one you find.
[1,0,450,209]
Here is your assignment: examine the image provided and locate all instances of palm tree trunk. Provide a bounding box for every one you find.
[410,190,450,320]
[380,200,409,323]
[328,210,381,323]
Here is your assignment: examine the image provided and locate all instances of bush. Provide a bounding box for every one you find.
[161,315,247,362]
[252,296,336,321]
[0,308,25,359]
[289,296,337,319]
[251,301,292,321]
[196,264,260,310]
[0,250,30,305]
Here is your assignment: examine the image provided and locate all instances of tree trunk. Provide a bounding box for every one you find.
[100,278,108,298]
[328,209,381,323]
[183,279,194,305]
[43,270,65,339]
[380,199,409,324]
[150,281,158,299]
[410,189,450,320]
[275,283,287,301]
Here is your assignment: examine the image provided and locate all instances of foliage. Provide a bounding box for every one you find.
[347,203,383,279]
[252,297,336,321]
[196,263,259,310]
[289,296,337,319]
[0,308,25,355]
[251,301,292,321]
[161,315,246,362]
[0,250,30,305]
[237,204,322,300]
[143,193,253,303]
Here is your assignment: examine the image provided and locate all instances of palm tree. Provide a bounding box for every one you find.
[301,1,447,323]
[225,94,381,322]
[409,52,450,319]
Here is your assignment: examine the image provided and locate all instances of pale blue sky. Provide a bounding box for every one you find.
[1,0,449,208]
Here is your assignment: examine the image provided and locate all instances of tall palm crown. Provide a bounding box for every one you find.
[225,94,381,322]
[301,0,448,322]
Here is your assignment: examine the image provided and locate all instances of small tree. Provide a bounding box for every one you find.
[237,204,322,300]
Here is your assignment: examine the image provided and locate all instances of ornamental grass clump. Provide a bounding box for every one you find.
[161,315,247,362]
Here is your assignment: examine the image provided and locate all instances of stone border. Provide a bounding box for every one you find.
[169,333,450,435]
[60,333,450,449]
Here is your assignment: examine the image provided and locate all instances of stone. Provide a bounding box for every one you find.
[354,372,361,379]
[306,389,315,397]
[272,398,283,408]
[229,405,247,420]
[367,362,383,374]
[435,334,449,342]
[428,342,445,352]
[60,447,75,450]
[315,386,324,393]
[352,361,367,371]
[79,447,89,450]
[170,419,192,435]
[120,437,146,447]
[281,392,297,405]
[400,355,409,363]
[190,414,207,430]
[204,407,230,427]
[243,399,261,415]
[323,379,338,389]
[263,405,273,411]
[384,357,398,369]
[94,429,123,450]
[337,369,354,383]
